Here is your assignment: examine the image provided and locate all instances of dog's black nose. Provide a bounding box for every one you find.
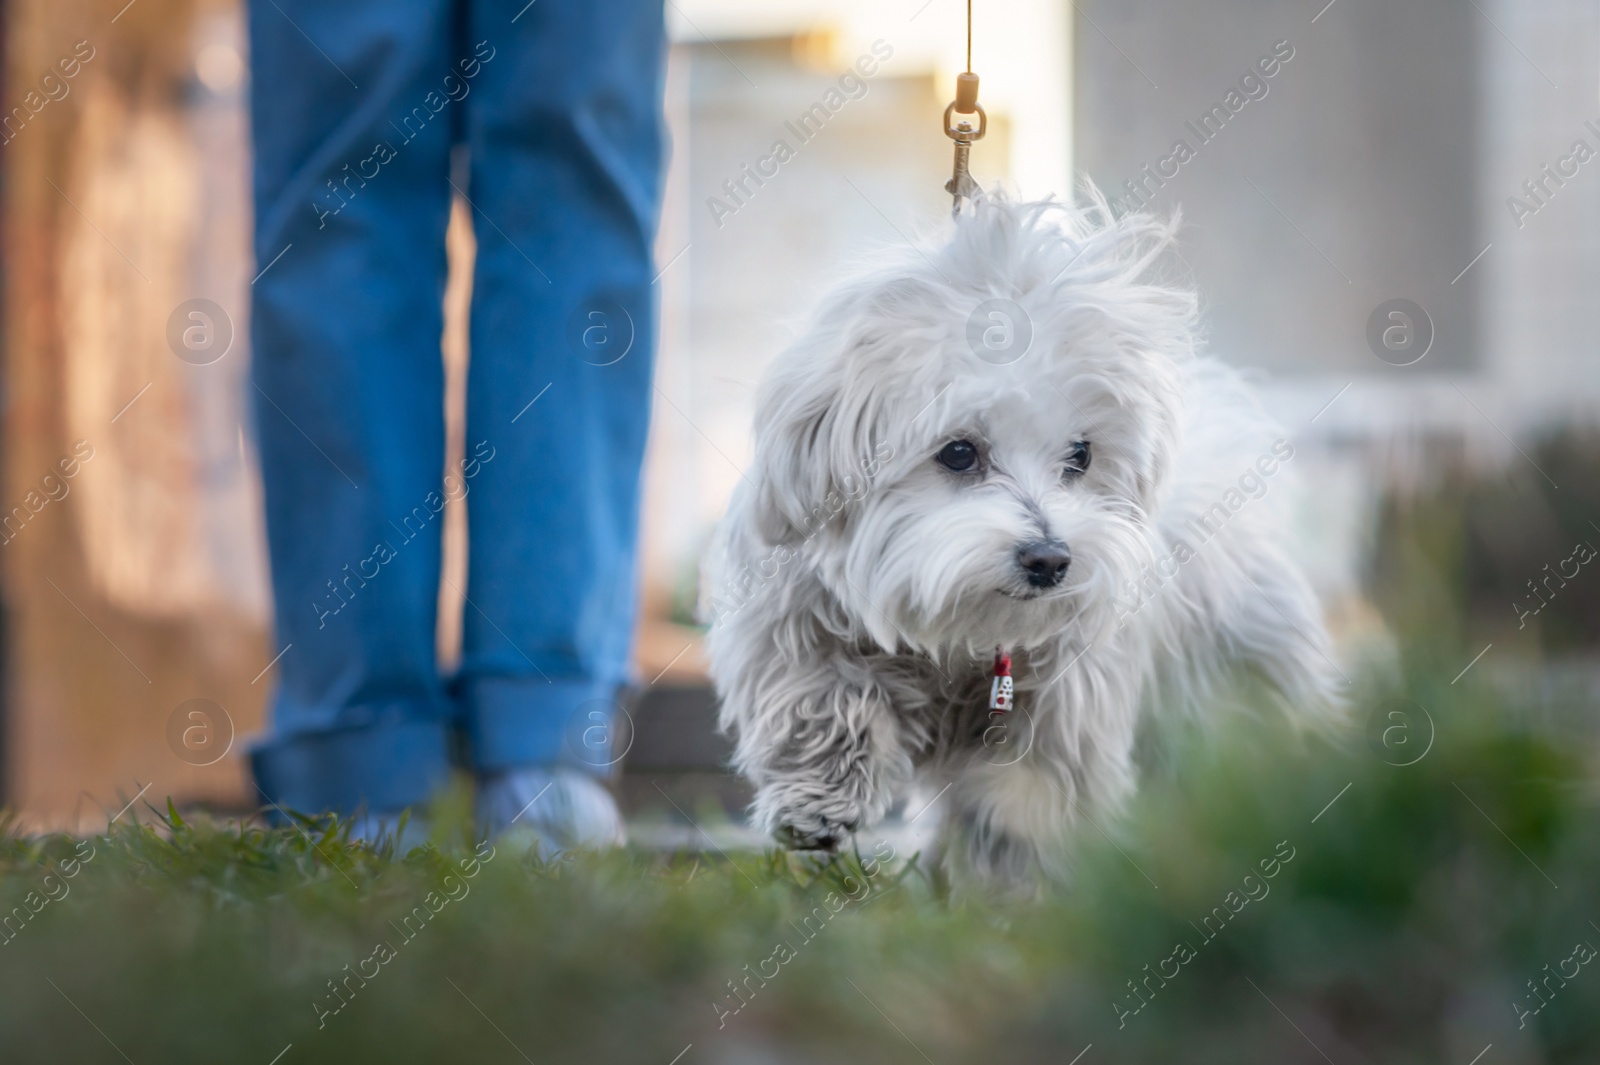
[1016,540,1071,588]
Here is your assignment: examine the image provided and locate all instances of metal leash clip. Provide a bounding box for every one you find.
[944,71,986,216]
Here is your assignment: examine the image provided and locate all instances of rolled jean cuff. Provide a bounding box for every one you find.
[249,717,454,819]
[461,676,624,779]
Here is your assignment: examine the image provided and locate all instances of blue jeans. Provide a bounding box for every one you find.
[247,0,665,815]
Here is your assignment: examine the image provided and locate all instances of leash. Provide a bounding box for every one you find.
[943,0,986,215]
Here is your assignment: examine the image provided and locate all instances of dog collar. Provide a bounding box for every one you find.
[989,646,1014,712]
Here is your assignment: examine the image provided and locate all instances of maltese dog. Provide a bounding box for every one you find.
[703,194,1342,886]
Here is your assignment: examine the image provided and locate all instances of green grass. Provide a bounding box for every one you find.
[2,662,1597,1064]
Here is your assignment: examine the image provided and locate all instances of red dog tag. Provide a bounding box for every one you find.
[989,647,1013,712]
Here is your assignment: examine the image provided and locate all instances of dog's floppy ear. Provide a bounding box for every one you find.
[1107,347,1185,515]
[1045,202,1195,516]
[749,321,855,546]
[748,278,936,545]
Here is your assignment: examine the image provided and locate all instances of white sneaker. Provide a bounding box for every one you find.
[477,767,625,855]
[344,810,429,851]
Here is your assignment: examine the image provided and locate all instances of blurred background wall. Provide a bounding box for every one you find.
[3,0,1596,828]
[2,0,270,827]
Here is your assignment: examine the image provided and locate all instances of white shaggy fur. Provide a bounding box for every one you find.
[702,194,1342,887]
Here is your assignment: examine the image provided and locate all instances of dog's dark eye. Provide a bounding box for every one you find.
[936,439,979,472]
[1063,440,1091,477]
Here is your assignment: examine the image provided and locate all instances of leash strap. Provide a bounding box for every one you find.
[943,1,986,214]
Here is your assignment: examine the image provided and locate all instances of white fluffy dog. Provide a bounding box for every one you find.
[703,194,1342,886]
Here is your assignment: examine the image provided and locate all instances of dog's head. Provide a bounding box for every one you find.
[749,194,1195,655]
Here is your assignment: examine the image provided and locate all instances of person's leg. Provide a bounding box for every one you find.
[248,0,459,816]
[457,0,666,791]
